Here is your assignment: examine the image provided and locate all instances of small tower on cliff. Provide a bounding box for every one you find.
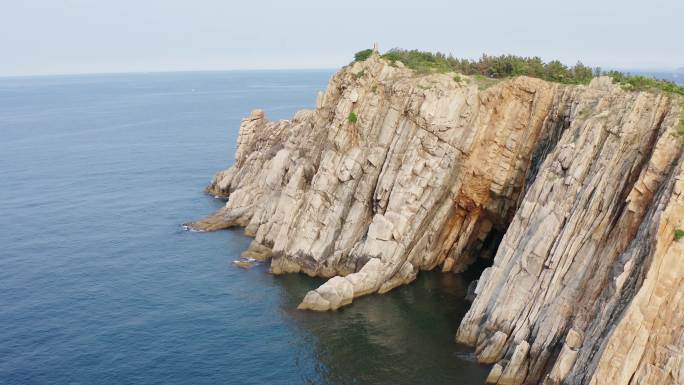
[373,42,380,54]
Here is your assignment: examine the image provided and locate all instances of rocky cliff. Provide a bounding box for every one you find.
[189,53,684,385]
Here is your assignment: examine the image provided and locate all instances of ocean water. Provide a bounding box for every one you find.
[0,71,489,385]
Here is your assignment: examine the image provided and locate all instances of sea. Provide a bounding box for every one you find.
[0,70,491,385]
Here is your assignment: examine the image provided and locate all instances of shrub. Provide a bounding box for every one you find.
[381,49,452,74]
[603,71,684,95]
[675,229,684,241]
[473,74,500,90]
[370,48,684,95]
[354,49,374,62]
[347,112,358,124]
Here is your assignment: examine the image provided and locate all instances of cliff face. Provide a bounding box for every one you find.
[190,53,684,385]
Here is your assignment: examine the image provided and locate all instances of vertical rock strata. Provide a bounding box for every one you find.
[457,79,684,385]
[190,53,683,384]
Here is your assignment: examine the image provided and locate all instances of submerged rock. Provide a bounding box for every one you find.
[190,52,684,384]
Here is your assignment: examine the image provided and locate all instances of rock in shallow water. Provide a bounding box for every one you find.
[232,258,258,269]
[191,52,684,384]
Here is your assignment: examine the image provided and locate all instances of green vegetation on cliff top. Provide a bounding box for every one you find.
[354,48,684,96]
[675,229,684,241]
[354,49,374,63]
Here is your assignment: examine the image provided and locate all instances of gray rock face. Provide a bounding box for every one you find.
[190,53,684,384]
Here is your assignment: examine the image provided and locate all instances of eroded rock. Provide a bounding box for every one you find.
[190,52,684,384]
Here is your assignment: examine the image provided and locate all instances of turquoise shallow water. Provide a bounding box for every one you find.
[0,70,489,385]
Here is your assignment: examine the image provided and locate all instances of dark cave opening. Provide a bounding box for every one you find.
[445,104,574,302]
[451,227,504,303]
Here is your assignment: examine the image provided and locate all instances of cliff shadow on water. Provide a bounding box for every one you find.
[272,268,491,385]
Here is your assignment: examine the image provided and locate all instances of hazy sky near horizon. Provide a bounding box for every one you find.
[2,0,683,76]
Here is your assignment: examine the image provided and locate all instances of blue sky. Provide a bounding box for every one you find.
[1,0,682,76]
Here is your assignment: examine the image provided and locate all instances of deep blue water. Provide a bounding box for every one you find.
[0,71,489,385]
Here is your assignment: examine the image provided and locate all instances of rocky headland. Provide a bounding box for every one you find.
[189,51,684,384]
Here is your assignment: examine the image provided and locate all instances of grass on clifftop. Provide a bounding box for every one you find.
[353,48,684,96]
[606,71,684,95]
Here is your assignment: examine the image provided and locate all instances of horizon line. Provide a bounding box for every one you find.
[0,67,342,80]
[0,65,681,80]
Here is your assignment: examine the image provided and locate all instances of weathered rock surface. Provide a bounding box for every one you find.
[190,52,684,384]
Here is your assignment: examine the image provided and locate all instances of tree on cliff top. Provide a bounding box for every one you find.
[353,48,684,95]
